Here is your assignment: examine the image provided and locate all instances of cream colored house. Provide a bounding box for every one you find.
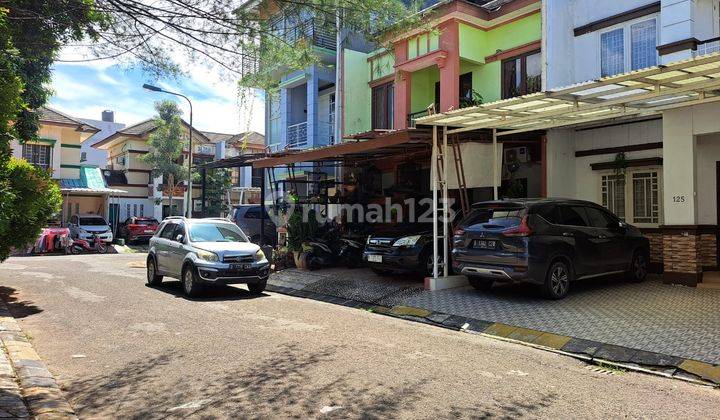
[10,107,125,225]
[92,118,214,220]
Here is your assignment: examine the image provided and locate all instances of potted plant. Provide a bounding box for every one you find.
[285,210,318,269]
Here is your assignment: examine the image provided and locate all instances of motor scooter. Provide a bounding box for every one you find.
[305,225,364,270]
[66,234,108,254]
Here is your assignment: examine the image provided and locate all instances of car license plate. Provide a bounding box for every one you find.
[368,254,382,263]
[144,230,153,233]
[473,240,497,249]
[230,263,251,270]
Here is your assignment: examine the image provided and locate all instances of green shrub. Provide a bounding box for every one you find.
[0,158,62,260]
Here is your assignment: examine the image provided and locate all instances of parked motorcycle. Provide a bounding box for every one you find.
[66,234,108,254]
[305,225,364,270]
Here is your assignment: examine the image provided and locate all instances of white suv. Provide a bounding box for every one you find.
[68,214,114,243]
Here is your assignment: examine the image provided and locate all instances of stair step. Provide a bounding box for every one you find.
[702,271,720,284]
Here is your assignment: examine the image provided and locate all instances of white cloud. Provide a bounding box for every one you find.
[49,55,266,135]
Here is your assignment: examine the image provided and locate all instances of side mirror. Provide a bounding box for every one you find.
[617,221,627,230]
[175,234,185,243]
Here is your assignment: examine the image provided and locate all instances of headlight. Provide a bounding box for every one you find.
[196,249,219,262]
[255,249,266,262]
[392,235,421,247]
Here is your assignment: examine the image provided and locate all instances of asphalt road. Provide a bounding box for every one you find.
[0,253,718,419]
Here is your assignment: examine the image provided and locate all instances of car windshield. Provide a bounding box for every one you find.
[188,223,247,243]
[79,217,108,226]
[462,206,526,229]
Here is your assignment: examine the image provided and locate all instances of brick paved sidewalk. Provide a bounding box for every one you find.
[0,303,76,419]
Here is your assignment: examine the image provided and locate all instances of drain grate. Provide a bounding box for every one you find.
[586,364,625,375]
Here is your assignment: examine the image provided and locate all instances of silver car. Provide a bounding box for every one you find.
[146,217,270,297]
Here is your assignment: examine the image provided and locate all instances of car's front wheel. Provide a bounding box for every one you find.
[248,279,267,294]
[423,252,444,278]
[182,265,202,297]
[628,251,648,283]
[146,257,163,286]
[543,260,571,299]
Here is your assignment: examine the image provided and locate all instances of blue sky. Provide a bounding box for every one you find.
[49,61,265,134]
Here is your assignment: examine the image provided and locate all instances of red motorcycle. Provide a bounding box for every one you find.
[66,234,108,254]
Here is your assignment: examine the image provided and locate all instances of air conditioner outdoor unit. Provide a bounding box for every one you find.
[504,146,529,163]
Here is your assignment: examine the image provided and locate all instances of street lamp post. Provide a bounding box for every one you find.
[143,83,194,218]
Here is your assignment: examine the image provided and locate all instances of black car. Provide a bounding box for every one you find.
[363,224,443,277]
[452,199,650,299]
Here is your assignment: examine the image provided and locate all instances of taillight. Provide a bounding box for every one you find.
[502,216,533,237]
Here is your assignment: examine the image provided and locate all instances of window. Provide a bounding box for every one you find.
[601,169,661,225]
[501,50,542,99]
[601,174,626,220]
[459,72,474,108]
[133,204,138,217]
[600,18,657,77]
[251,168,263,188]
[126,204,131,219]
[231,168,240,186]
[329,94,336,145]
[371,82,394,130]
[22,143,52,170]
[159,223,177,240]
[140,204,144,217]
[80,152,87,162]
[631,20,657,70]
[559,206,588,227]
[632,171,659,224]
[584,206,617,229]
[601,28,625,77]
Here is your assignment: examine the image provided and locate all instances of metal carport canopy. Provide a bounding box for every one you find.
[250,129,431,168]
[415,52,720,134]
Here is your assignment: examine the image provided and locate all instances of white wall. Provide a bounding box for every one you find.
[118,198,156,221]
[545,0,658,89]
[547,119,663,204]
[696,134,720,224]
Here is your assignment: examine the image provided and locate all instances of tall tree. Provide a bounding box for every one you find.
[201,169,232,217]
[141,100,187,217]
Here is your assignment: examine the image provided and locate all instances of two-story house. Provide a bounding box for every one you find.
[339,0,543,204]
[92,118,214,220]
[201,130,266,205]
[10,107,126,225]
[542,0,720,286]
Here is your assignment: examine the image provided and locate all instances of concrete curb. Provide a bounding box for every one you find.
[266,284,720,387]
[0,302,77,419]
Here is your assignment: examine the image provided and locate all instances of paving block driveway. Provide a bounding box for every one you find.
[270,269,720,364]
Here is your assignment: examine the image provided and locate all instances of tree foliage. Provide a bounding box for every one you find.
[141,100,187,216]
[0,158,63,260]
[200,168,232,217]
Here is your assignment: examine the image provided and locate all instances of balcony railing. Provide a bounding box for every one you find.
[696,37,720,57]
[287,122,308,149]
[293,18,336,50]
[407,110,430,128]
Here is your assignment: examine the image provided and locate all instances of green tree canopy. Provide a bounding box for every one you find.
[141,100,187,216]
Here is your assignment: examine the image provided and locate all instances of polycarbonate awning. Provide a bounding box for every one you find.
[416,53,720,135]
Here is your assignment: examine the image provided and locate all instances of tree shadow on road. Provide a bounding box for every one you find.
[64,343,430,418]
[0,286,42,319]
[148,281,270,302]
